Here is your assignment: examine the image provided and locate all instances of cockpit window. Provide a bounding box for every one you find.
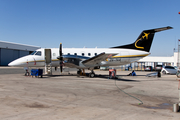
[30,51,37,55]
[35,51,41,56]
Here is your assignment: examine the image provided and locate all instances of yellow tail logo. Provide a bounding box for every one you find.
[135,32,150,49]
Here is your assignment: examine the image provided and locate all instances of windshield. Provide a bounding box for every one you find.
[165,66,175,69]
[35,51,41,56]
[30,51,37,55]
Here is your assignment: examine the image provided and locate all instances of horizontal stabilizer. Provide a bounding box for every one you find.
[150,26,173,32]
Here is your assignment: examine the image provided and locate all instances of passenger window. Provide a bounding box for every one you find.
[88,53,91,56]
[74,53,77,56]
[94,53,97,56]
[67,53,70,55]
[35,51,41,56]
[82,53,84,56]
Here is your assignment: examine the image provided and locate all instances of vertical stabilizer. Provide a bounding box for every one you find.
[112,26,173,52]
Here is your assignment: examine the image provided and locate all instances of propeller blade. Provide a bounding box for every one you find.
[59,43,63,73]
[60,63,63,73]
[60,43,62,59]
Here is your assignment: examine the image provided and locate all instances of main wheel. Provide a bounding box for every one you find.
[77,70,82,75]
[89,73,95,78]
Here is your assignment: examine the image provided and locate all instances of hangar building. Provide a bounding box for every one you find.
[0,41,40,66]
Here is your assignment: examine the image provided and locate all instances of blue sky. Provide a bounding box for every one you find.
[0,0,180,56]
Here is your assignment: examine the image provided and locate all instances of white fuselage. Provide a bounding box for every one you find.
[8,48,149,69]
[8,26,173,70]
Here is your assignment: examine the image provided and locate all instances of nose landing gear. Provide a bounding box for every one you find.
[25,69,30,76]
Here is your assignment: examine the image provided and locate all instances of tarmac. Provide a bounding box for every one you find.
[0,67,180,120]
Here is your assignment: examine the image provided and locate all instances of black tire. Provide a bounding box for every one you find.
[25,72,29,76]
[77,70,82,75]
[89,73,95,78]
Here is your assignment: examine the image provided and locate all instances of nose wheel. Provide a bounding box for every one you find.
[25,70,30,76]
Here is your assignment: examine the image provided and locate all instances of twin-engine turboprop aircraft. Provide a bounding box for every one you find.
[8,26,172,77]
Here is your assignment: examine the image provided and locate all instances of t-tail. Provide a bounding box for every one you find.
[112,26,173,52]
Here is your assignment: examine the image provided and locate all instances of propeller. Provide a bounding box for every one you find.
[59,43,63,73]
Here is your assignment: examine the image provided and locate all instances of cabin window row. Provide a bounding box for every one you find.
[67,53,97,56]
[32,52,98,57]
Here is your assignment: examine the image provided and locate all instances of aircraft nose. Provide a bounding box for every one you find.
[8,62,14,66]
[8,57,27,67]
[8,60,19,67]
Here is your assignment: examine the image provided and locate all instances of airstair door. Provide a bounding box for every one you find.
[45,49,51,64]
[45,49,52,74]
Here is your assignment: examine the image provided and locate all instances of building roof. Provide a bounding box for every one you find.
[139,56,174,63]
[0,41,40,51]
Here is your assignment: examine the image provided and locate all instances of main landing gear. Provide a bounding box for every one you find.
[77,69,95,78]
[89,71,95,78]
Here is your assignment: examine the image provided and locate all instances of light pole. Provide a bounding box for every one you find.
[178,12,180,68]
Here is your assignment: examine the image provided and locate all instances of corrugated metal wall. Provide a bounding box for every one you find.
[0,48,29,66]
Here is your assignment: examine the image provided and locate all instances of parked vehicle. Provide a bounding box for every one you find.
[161,66,177,74]
[155,65,163,71]
[174,66,178,70]
[144,66,153,71]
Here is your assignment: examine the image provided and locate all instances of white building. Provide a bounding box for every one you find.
[138,52,178,67]
[119,53,178,71]
[0,41,40,66]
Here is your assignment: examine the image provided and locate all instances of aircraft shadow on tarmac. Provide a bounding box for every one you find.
[96,74,140,82]
[26,71,177,83]
[41,73,140,82]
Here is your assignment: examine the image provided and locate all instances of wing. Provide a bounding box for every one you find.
[57,55,89,69]
[57,55,89,60]
[82,52,117,66]
[57,53,117,69]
